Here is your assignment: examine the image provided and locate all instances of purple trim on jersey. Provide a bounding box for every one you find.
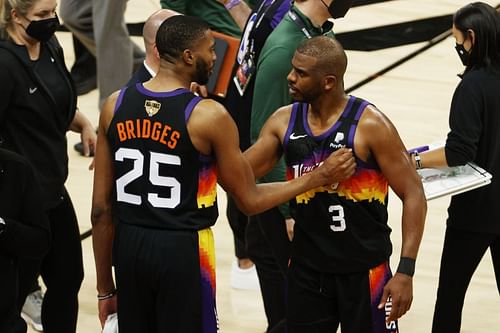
[135,83,190,98]
[303,97,355,141]
[355,100,370,121]
[114,87,128,114]
[348,100,379,170]
[185,96,203,122]
[347,122,379,170]
[341,95,356,119]
[348,124,356,148]
[283,102,300,148]
[271,0,292,28]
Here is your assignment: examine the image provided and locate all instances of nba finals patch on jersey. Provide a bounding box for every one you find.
[144,100,161,117]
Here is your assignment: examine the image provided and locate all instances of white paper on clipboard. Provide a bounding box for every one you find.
[418,162,492,200]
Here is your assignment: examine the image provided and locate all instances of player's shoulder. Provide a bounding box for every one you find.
[273,103,294,119]
[189,98,234,130]
[193,98,228,118]
[357,102,397,139]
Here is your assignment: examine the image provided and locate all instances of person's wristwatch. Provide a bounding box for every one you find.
[0,217,6,235]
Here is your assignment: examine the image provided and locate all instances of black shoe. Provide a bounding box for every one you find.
[74,142,94,157]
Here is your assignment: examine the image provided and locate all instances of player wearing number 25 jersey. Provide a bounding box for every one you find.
[108,84,218,231]
[105,83,220,333]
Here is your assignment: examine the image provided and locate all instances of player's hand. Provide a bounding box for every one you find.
[190,82,208,97]
[80,124,97,171]
[378,273,413,323]
[316,148,356,185]
[98,295,117,328]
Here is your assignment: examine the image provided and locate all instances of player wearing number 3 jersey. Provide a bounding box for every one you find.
[91,16,356,333]
[244,36,426,333]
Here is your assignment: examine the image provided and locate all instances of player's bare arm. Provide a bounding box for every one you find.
[244,105,292,179]
[356,105,427,322]
[188,99,354,215]
[245,105,356,182]
[91,91,120,327]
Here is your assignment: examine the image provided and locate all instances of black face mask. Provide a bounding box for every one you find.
[320,0,354,19]
[454,43,470,66]
[25,15,59,42]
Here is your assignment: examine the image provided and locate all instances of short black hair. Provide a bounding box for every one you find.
[295,36,347,77]
[454,2,500,71]
[156,15,210,63]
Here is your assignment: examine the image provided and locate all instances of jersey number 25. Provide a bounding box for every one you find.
[115,148,181,208]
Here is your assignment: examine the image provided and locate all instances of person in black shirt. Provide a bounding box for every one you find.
[0,148,50,333]
[0,0,96,331]
[91,15,355,332]
[416,3,500,332]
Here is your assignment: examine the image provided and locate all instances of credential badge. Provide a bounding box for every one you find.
[144,100,161,117]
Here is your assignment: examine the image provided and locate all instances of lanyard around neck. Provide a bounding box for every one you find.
[288,9,312,39]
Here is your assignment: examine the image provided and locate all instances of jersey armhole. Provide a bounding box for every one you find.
[184,96,203,123]
[114,87,129,114]
[282,102,301,148]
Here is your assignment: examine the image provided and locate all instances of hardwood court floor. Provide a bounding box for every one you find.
[28,0,500,332]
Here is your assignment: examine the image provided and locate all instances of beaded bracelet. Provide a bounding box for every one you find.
[412,151,422,169]
[224,0,242,10]
[97,290,116,301]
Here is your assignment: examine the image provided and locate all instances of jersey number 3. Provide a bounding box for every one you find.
[115,148,181,208]
[329,205,346,232]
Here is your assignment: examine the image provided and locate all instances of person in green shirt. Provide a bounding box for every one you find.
[160,0,256,36]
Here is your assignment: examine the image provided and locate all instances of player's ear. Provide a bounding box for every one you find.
[183,49,195,65]
[323,74,337,91]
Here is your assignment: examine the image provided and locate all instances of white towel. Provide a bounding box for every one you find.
[102,313,119,333]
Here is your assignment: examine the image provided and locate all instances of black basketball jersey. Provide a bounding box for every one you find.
[283,96,392,273]
[107,83,218,230]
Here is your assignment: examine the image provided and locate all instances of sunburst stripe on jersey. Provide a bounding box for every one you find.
[288,163,387,204]
[369,262,399,333]
[198,228,219,332]
[336,169,388,203]
[197,156,217,208]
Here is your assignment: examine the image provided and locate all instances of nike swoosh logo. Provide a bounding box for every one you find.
[29,87,37,94]
[289,133,307,140]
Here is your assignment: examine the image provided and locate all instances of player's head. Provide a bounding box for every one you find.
[287,36,347,102]
[156,15,216,84]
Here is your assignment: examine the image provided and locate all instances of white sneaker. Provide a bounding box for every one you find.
[230,260,260,290]
[21,290,44,332]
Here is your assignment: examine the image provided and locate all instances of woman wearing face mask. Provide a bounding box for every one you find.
[0,0,96,332]
[411,2,500,332]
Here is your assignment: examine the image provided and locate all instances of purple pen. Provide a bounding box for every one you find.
[408,145,429,153]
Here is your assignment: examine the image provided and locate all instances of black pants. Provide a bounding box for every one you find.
[287,260,397,333]
[247,207,291,333]
[18,189,84,333]
[114,224,217,333]
[432,227,500,333]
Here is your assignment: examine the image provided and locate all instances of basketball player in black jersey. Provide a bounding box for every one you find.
[245,36,427,332]
[91,16,356,333]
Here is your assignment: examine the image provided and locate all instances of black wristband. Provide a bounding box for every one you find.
[396,257,415,277]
